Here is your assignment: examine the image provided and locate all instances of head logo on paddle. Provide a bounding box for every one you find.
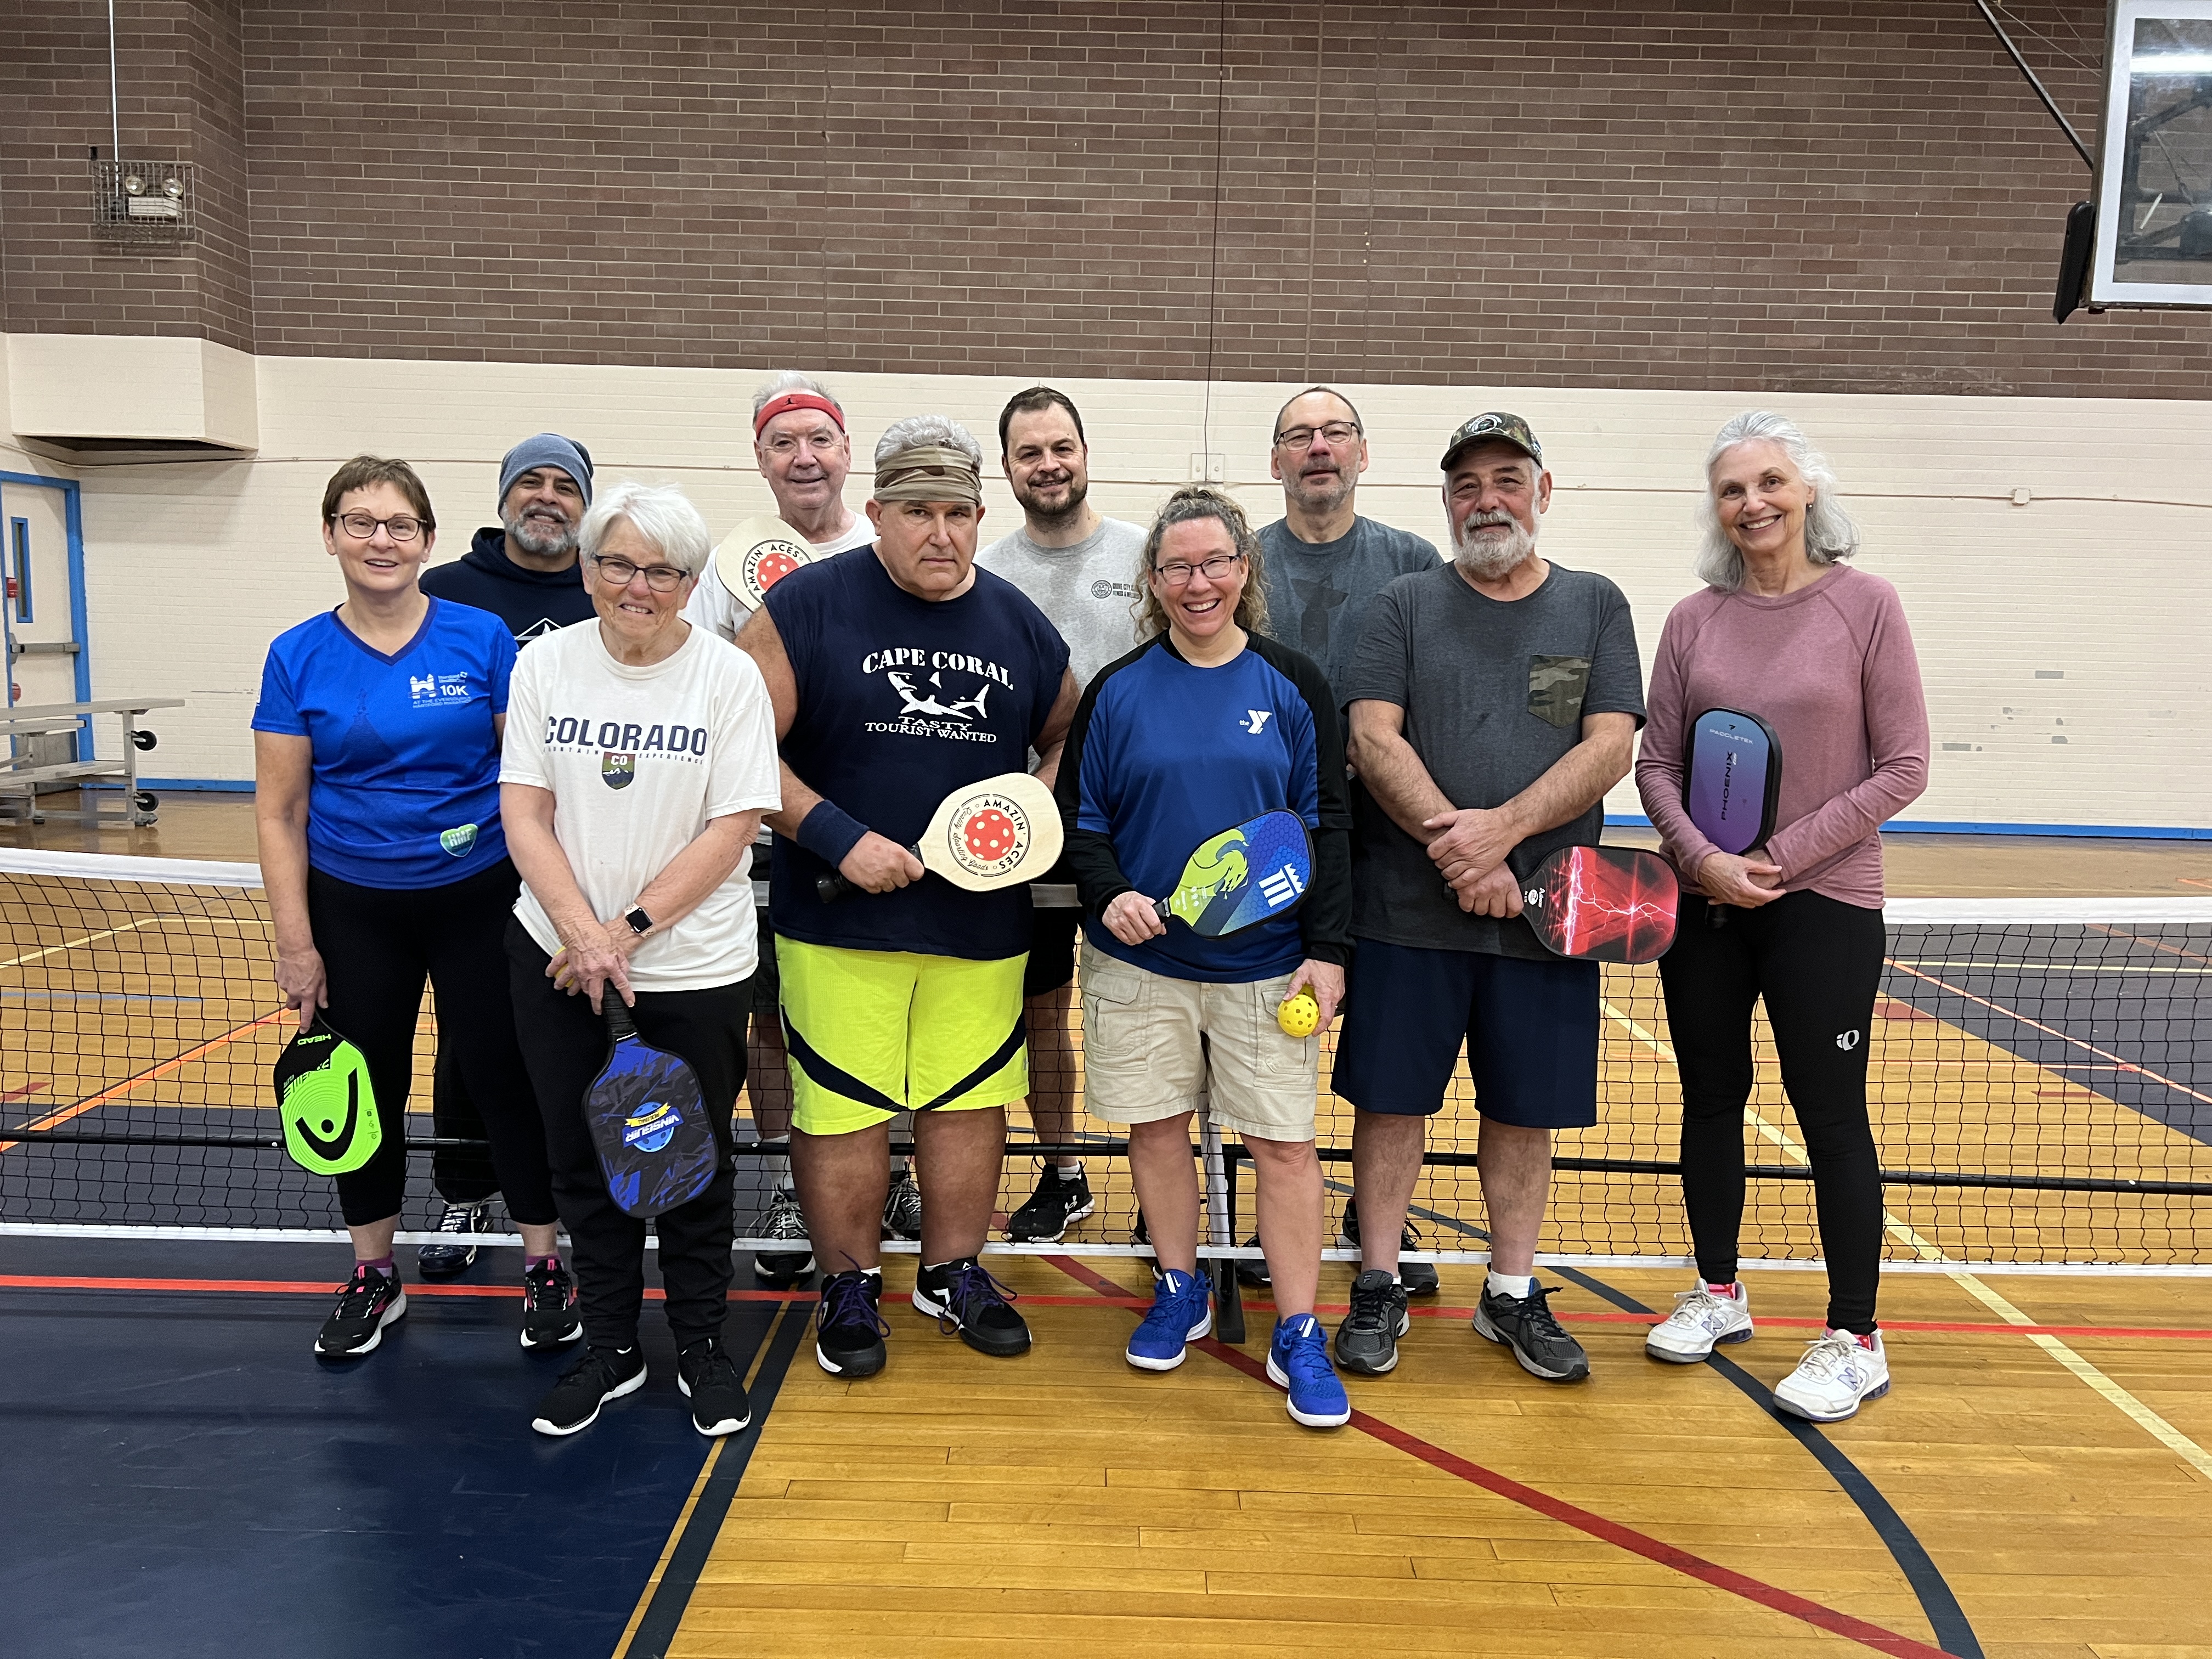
[1519,845,1679,964]
[817,771,1063,902]
[714,513,817,611]
[582,1000,716,1218]
[1156,810,1313,937]
[273,1017,383,1177]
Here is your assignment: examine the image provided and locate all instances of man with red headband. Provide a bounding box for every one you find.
[683,373,920,1287]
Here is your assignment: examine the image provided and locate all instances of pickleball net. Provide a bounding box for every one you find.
[3,848,2209,1270]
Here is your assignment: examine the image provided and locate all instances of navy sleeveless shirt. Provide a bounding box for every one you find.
[765,544,1070,961]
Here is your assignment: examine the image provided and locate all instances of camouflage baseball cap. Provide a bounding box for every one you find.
[1440,411,1543,472]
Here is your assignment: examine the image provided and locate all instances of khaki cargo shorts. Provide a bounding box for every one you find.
[1077,939,1318,1142]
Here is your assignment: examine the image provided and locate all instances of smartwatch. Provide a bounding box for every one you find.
[624,906,653,937]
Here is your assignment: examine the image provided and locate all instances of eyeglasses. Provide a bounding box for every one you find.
[1272,422,1362,449]
[1153,551,1245,587]
[590,555,689,592]
[332,512,426,541]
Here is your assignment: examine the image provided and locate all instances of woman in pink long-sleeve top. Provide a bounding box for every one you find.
[1634,410,1929,1425]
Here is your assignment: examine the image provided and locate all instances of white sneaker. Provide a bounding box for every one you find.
[1645,1282,1754,1363]
[1773,1330,1889,1422]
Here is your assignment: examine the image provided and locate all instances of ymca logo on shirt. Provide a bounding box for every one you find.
[409,671,473,708]
[858,648,1016,744]
[1242,710,1273,736]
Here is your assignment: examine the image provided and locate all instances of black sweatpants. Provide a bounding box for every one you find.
[429,1047,498,1205]
[1656,889,1887,1334]
[506,919,748,1351]
[307,861,557,1231]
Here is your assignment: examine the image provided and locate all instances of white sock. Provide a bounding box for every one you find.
[761,1154,791,1187]
[889,1156,910,1176]
[1487,1270,1536,1301]
[1053,1159,1083,1178]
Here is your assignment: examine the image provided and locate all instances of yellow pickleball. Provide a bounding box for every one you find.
[1276,991,1320,1038]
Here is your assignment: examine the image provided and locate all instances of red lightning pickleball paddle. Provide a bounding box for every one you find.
[1518,845,1679,964]
[815,772,1063,903]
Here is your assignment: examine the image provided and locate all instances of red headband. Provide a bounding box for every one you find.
[753,392,845,438]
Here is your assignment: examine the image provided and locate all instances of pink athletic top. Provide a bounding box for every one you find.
[1636,563,1929,911]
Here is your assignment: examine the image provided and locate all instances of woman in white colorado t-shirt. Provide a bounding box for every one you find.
[500,480,780,1441]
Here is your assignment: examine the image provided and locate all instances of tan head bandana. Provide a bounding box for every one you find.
[873,444,983,506]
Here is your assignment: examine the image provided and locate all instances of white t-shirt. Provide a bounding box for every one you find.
[682,514,876,642]
[501,620,782,990]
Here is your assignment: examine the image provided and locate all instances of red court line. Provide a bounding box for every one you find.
[0,1009,290,1151]
[1045,1253,1957,1659]
[0,1273,1151,1311]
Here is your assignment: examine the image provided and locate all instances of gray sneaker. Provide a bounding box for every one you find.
[751,1187,813,1287]
[1333,1268,1410,1376]
[1473,1280,1589,1383]
[882,1169,923,1241]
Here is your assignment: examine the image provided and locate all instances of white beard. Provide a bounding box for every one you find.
[1453,511,1537,579]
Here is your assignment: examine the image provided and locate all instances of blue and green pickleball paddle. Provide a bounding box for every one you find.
[1153,809,1314,938]
[274,1015,382,1177]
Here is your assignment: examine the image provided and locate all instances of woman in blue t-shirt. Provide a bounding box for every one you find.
[253,455,571,1361]
[1056,486,1354,1429]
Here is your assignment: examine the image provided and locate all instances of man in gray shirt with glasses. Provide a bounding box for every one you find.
[1249,383,1442,1293]
[1257,386,1441,710]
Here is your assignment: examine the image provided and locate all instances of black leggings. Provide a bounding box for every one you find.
[506,920,749,1351]
[1656,889,1887,1334]
[307,861,557,1231]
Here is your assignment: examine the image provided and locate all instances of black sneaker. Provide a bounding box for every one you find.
[677,1336,752,1437]
[1339,1197,1440,1297]
[531,1345,646,1437]
[418,1200,489,1280]
[913,1257,1031,1357]
[752,1187,814,1288]
[520,1255,583,1350]
[882,1169,924,1242]
[1234,1234,1271,1288]
[1006,1165,1096,1243]
[314,1262,407,1358]
[1333,1268,1410,1376]
[1473,1280,1590,1383]
[816,1268,891,1378]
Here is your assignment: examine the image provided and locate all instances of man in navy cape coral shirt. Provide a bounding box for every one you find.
[737,416,1078,1383]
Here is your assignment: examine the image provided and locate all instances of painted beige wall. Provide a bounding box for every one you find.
[16,341,2211,830]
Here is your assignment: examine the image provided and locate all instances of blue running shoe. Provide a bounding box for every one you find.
[1126,1268,1212,1372]
[1266,1313,1350,1428]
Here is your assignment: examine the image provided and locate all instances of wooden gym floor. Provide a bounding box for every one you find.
[3,795,2211,1657]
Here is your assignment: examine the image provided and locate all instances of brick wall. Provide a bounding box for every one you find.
[5,1,2208,396]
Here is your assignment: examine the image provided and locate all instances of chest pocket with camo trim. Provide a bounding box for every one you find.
[1527,655,1591,729]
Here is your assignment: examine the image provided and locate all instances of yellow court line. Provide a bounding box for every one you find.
[1599,997,2212,1481]
[0,916,167,972]
[609,1303,791,1659]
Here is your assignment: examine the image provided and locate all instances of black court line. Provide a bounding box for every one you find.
[1344,1180,1985,1659]
[622,1300,809,1659]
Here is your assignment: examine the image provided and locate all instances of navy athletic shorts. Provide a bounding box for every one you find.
[1331,938,1600,1129]
[1023,904,1080,999]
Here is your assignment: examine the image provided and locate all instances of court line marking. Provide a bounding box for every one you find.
[1043,1253,1957,1659]
[1882,963,2212,1107]
[2085,924,2212,966]
[0,1007,289,1152]
[9,1276,2212,1345]
[617,1304,808,1659]
[1601,998,2212,1481]
[0,915,167,970]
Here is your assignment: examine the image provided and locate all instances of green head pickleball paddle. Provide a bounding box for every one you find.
[274,1015,382,1177]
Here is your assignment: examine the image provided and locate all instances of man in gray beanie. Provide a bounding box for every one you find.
[416,432,601,1276]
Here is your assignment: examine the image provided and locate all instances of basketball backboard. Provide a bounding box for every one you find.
[2090,0,2212,307]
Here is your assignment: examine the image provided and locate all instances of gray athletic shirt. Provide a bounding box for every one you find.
[975,517,1147,690]
[1343,561,1645,960]
[1256,515,1442,708]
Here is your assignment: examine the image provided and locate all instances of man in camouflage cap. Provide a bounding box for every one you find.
[1328,410,1646,1386]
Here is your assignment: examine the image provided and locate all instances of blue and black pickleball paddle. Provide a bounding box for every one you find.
[582,998,719,1218]
[1155,809,1314,938]
[1686,707,1782,928]
[274,1014,382,1177]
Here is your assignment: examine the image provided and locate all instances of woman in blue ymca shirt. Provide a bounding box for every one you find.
[253,455,572,1361]
[1057,486,1355,1429]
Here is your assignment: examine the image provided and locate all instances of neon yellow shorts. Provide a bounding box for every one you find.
[778,939,1030,1137]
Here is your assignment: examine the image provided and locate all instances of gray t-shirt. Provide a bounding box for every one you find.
[1344,561,1645,958]
[975,516,1147,690]
[1256,515,1441,707]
